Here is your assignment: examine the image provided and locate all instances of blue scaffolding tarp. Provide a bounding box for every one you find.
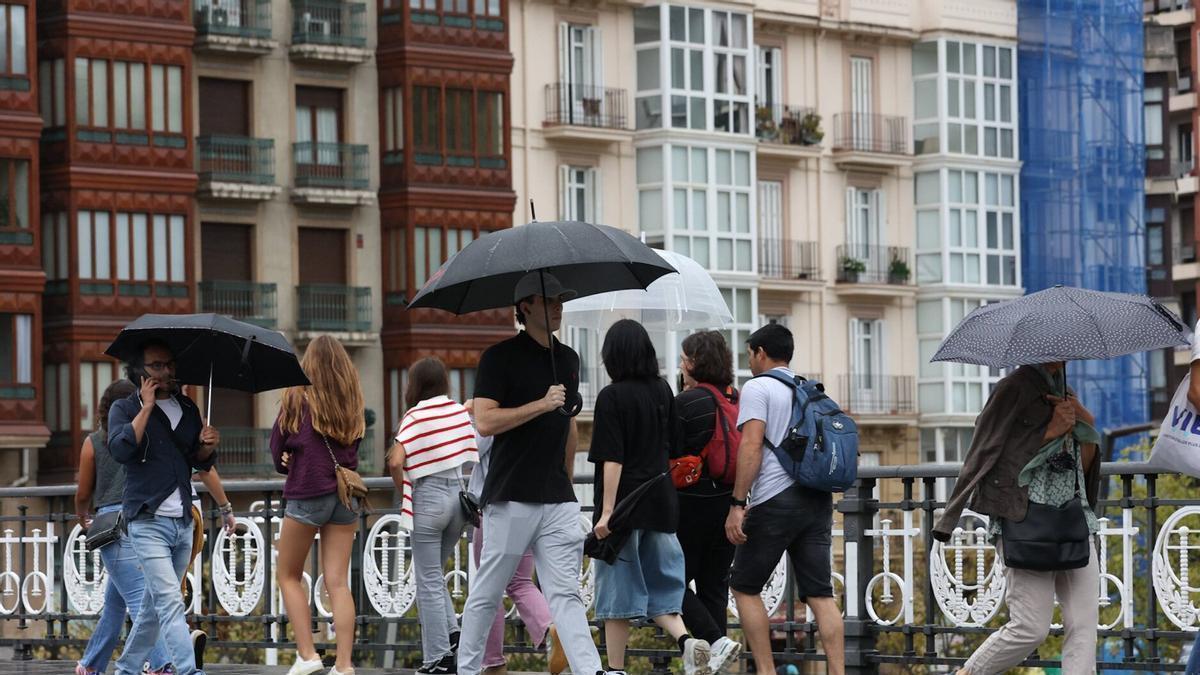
[1018,0,1148,441]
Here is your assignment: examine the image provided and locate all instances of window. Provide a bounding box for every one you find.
[114,213,150,282]
[758,180,783,273]
[43,364,70,432]
[41,212,67,281]
[75,57,109,128]
[913,40,1016,159]
[383,87,403,156]
[413,226,476,288]
[850,317,882,383]
[1148,223,1165,267]
[296,87,342,166]
[113,61,147,131]
[0,5,27,79]
[0,158,29,230]
[38,58,66,128]
[446,89,472,160]
[387,367,406,437]
[918,297,1004,415]
[448,368,476,403]
[850,56,873,146]
[922,427,974,500]
[476,91,504,160]
[1146,86,1165,160]
[634,5,751,134]
[412,86,441,159]
[913,168,1019,288]
[384,228,407,299]
[79,361,120,434]
[473,0,500,16]
[845,186,884,259]
[756,45,781,114]
[77,210,111,281]
[1181,123,1194,170]
[0,313,31,387]
[720,286,756,383]
[559,165,599,222]
[153,214,186,283]
[558,23,602,117]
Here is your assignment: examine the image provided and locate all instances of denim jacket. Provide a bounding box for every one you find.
[107,393,216,523]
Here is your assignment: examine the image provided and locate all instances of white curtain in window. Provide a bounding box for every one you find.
[115,213,130,280]
[130,63,145,129]
[153,214,168,282]
[77,211,92,279]
[150,65,165,131]
[11,5,26,75]
[132,214,148,280]
[54,59,65,126]
[317,107,338,165]
[114,63,128,128]
[170,215,185,282]
[94,211,110,279]
[15,314,30,384]
[74,58,89,125]
[167,66,182,133]
[92,60,107,127]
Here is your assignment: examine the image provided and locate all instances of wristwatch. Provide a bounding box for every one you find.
[730,496,748,508]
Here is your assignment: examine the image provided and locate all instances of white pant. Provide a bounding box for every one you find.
[457,501,601,675]
[964,541,1099,675]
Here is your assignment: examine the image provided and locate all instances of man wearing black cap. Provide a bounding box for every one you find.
[456,272,607,675]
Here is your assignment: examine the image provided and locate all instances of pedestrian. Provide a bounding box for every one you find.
[588,319,710,675]
[75,379,172,675]
[725,323,844,675]
[271,335,364,675]
[456,272,606,675]
[1185,320,1200,673]
[463,399,563,675]
[672,331,743,672]
[387,357,479,674]
[935,363,1100,675]
[107,341,220,675]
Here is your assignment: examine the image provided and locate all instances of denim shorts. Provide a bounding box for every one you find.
[285,493,359,527]
[593,529,686,620]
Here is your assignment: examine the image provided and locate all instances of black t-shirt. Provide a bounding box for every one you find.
[588,377,680,533]
[474,331,580,505]
[673,386,738,497]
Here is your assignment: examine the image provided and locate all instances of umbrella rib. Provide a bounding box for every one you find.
[1061,289,1111,359]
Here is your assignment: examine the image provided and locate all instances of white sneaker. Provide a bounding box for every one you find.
[328,668,354,675]
[682,638,713,675]
[286,656,325,675]
[708,636,743,674]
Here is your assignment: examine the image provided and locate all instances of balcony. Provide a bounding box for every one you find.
[194,0,276,55]
[543,84,631,144]
[758,239,822,290]
[1146,0,1194,26]
[198,281,278,328]
[291,142,374,206]
[290,0,370,63]
[838,374,916,419]
[297,284,373,339]
[197,135,280,201]
[1174,240,1200,281]
[755,103,823,162]
[833,244,915,300]
[831,113,911,169]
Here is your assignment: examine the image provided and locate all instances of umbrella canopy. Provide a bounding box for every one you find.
[105,313,310,393]
[561,249,732,331]
[583,471,670,564]
[407,221,677,314]
[931,286,1191,368]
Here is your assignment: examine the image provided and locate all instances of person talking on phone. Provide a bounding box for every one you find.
[107,339,220,675]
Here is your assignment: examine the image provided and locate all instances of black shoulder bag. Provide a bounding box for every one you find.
[85,511,124,551]
[999,447,1091,571]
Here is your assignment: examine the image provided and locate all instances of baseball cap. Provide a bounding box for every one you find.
[513,271,578,303]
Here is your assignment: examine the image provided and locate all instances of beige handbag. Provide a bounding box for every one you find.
[322,433,368,511]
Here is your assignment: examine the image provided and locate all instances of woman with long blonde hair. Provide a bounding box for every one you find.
[270,335,365,675]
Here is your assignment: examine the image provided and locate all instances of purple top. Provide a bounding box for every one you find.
[270,406,360,500]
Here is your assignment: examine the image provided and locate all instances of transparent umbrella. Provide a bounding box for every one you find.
[561,249,732,331]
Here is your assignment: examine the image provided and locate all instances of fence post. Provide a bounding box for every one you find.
[838,478,878,674]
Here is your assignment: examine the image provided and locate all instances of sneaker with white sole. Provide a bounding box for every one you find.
[707,637,743,674]
[286,655,325,675]
[682,638,713,675]
[416,653,455,675]
[328,667,354,675]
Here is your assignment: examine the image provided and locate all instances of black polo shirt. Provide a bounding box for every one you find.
[474,331,580,505]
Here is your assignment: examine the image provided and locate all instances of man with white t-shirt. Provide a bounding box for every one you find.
[724,323,844,675]
[108,340,220,675]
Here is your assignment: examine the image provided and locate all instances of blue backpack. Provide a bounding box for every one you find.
[753,370,859,493]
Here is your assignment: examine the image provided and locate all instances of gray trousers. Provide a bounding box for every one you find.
[964,541,1098,675]
[412,475,467,665]
[458,501,601,675]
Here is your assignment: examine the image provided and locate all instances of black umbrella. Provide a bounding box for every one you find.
[407,220,677,414]
[583,471,670,564]
[105,313,310,420]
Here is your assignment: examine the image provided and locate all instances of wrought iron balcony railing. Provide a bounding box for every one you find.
[194,0,273,40]
[291,0,367,48]
[292,142,369,190]
[297,284,371,333]
[544,83,628,130]
[197,135,275,185]
[835,244,913,285]
[198,280,278,328]
[839,374,916,415]
[831,112,909,155]
[759,239,821,281]
[755,103,822,147]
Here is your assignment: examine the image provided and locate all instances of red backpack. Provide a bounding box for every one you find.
[698,384,740,484]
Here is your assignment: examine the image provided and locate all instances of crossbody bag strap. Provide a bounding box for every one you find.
[320,433,342,470]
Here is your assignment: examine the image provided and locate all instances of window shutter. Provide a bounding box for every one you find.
[771,47,782,111]
[558,164,570,220]
[872,188,885,248]
[756,46,767,108]
[849,318,862,382]
[558,23,570,117]
[844,186,858,254]
[587,26,603,94]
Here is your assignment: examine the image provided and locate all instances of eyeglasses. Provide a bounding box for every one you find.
[145,360,176,372]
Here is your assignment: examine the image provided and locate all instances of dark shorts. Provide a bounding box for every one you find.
[284,493,359,527]
[728,482,834,601]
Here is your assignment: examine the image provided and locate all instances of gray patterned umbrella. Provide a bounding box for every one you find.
[931,286,1191,368]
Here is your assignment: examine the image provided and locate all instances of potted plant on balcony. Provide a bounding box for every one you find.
[799,111,824,146]
[888,257,911,285]
[840,256,867,283]
[756,105,779,141]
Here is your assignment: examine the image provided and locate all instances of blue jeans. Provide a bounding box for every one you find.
[1188,631,1200,673]
[80,505,171,674]
[115,515,203,675]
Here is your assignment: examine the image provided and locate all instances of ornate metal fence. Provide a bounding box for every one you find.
[3,463,1200,671]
